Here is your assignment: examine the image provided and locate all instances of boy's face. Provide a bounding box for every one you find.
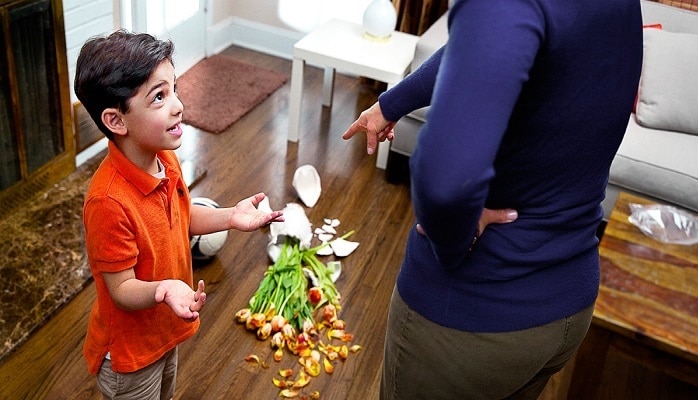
[118,60,183,158]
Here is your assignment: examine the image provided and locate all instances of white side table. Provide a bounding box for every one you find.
[288,19,418,169]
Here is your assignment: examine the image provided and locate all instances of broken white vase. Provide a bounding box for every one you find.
[293,165,321,208]
[330,237,359,257]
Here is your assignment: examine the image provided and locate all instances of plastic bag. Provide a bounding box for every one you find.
[628,203,698,245]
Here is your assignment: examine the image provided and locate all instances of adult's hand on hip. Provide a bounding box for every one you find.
[416,208,518,237]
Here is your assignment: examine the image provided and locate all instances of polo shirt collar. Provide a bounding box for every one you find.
[106,140,167,195]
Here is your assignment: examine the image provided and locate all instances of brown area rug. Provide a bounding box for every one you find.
[177,55,287,134]
[0,151,105,361]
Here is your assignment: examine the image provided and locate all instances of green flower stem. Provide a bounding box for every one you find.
[305,230,352,309]
[303,253,340,309]
[248,237,312,330]
[306,230,355,254]
[248,231,354,330]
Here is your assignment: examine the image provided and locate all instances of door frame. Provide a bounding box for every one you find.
[121,0,209,74]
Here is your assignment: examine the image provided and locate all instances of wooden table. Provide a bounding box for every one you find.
[567,192,698,398]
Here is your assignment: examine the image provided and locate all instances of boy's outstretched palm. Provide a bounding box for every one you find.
[156,279,206,323]
[229,193,285,231]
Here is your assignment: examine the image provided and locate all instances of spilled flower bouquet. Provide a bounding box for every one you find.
[236,202,361,399]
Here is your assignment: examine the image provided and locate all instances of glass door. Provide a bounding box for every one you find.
[124,0,206,74]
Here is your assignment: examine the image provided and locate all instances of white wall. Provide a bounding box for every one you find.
[227,0,370,30]
[63,0,373,102]
[62,0,116,104]
[211,0,371,58]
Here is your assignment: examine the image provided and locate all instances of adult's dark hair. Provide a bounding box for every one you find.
[74,30,175,140]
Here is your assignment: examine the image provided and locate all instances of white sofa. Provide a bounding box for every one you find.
[386,1,698,219]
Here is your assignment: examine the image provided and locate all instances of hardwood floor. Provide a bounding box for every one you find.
[0,45,413,400]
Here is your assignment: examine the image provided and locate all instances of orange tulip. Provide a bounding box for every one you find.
[308,287,322,304]
[271,332,285,349]
[323,304,337,323]
[273,347,284,362]
[271,315,287,332]
[323,357,334,374]
[279,369,294,378]
[235,308,251,323]
[292,370,311,389]
[257,322,272,340]
[279,389,299,398]
[338,345,349,360]
[246,313,266,330]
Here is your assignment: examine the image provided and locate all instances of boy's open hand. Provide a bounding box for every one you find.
[155,279,207,323]
[229,192,284,232]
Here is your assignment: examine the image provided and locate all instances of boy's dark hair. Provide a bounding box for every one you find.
[74,30,175,140]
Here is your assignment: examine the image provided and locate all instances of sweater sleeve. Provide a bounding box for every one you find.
[409,0,544,268]
[378,46,445,121]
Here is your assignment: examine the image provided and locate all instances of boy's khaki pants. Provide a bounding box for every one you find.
[97,346,178,400]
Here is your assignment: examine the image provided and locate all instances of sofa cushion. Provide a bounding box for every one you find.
[632,24,662,113]
[635,28,698,135]
[609,115,698,212]
[411,11,448,72]
[392,115,422,156]
[403,11,448,124]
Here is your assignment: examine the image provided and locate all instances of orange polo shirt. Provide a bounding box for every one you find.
[82,141,198,374]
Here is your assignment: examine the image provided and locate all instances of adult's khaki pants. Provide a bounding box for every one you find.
[381,287,594,400]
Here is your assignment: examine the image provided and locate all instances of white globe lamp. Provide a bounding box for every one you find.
[362,0,397,40]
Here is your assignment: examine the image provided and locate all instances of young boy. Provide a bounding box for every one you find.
[74,30,284,399]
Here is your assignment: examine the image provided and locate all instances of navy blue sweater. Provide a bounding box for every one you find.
[379,0,643,332]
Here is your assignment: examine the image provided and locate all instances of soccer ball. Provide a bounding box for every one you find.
[190,197,228,261]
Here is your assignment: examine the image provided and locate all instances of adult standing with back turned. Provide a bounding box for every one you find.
[342,0,643,398]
